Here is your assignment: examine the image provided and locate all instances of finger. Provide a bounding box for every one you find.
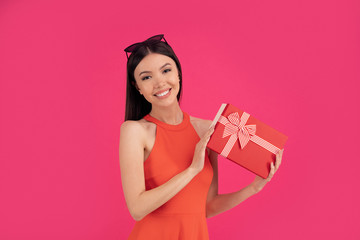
[207,126,215,136]
[275,153,281,170]
[204,127,215,141]
[203,136,212,146]
[201,134,214,149]
[267,162,275,181]
[275,150,283,168]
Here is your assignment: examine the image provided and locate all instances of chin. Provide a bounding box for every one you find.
[155,96,179,108]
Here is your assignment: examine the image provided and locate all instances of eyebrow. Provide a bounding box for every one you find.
[139,63,171,76]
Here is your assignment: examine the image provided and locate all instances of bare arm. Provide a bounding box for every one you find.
[206,149,257,218]
[206,149,284,218]
[119,121,214,221]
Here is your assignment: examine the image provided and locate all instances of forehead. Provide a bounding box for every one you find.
[134,53,175,73]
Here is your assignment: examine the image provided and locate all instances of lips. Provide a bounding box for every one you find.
[154,88,171,97]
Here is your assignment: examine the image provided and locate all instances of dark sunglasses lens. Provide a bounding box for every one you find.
[148,35,163,41]
[124,34,165,58]
[124,43,141,53]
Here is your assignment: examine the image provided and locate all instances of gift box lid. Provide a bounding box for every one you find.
[207,103,288,178]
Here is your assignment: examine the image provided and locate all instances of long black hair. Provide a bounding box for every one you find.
[125,40,183,121]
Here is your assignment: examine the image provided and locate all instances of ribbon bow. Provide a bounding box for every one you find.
[218,112,256,157]
[220,112,256,149]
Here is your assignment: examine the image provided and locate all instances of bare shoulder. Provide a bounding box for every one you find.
[120,119,155,142]
[189,115,212,138]
[121,120,144,135]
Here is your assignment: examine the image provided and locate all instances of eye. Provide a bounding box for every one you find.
[142,76,151,81]
[163,68,171,73]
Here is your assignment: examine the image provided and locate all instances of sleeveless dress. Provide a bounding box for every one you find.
[128,111,214,240]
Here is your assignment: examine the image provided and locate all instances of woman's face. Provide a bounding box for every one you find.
[134,53,180,108]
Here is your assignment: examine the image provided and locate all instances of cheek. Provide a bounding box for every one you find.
[171,78,180,94]
[138,82,154,95]
[171,72,180,84]
[134,79,145,89]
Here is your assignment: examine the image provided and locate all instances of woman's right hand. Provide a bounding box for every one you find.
[189,126,215,174]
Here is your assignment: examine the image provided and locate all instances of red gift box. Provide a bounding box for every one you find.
[207,104,288,179]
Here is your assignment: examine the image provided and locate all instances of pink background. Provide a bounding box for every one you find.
[1,0,359,239]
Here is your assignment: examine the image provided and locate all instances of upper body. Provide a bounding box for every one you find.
[119,35,283,223]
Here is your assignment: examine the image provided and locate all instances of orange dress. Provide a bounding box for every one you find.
[128,111,214,240]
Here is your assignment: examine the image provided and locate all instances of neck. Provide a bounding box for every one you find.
[149,102,183,125]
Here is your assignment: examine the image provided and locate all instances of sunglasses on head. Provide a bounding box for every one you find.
[124,34,168,59]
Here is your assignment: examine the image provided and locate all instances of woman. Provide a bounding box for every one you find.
[119,34,283,239]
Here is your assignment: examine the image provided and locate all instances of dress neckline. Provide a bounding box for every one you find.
[144,111,190,131]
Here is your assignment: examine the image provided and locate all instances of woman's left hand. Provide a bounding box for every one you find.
[250,149,284,193]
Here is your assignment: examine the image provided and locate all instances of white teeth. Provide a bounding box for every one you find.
[156,89,169,97]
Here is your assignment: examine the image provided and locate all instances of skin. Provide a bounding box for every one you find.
[119,53,283,221]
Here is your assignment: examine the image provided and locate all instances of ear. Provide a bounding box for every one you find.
[131,81,142,95]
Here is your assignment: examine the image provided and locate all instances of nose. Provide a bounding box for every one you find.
[154,73,166,88]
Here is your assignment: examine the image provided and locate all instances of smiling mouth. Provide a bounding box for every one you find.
[155,89,171,97]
